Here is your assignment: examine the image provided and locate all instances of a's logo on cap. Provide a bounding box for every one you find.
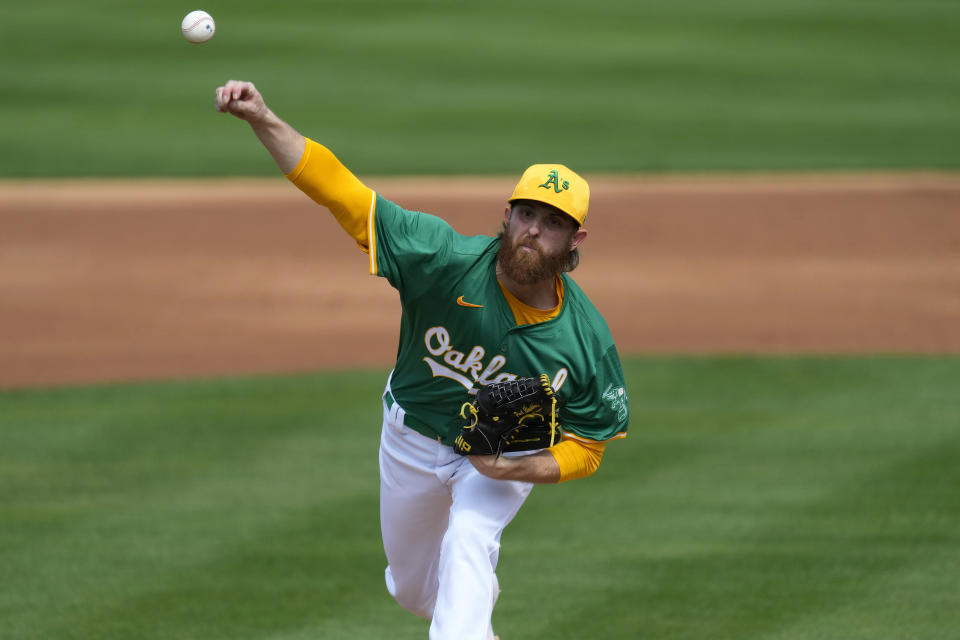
[538,169,570,194]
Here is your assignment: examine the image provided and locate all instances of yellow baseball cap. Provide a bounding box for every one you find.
[508,164,590,227]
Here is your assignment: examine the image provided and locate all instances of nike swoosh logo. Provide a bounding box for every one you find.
[456,296,484,308]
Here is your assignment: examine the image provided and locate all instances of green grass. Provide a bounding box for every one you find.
[2,356,959,639]
[2,0,959,176]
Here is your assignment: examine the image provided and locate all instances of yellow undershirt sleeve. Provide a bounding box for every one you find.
[549,438,607,482]
[285,138,375,252]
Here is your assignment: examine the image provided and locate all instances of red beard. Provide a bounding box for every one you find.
[497,223,571,285]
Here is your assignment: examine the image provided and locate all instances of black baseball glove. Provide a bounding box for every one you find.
[453,374,563,457]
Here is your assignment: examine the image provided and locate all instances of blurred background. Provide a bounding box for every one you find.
[2,0,959,177]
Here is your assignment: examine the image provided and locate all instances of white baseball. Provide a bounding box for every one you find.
[181,10,215,44]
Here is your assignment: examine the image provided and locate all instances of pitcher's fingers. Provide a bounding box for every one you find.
[215,85,237,113]
[227,81,249,102]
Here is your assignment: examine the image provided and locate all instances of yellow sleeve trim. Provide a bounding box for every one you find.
[564,430,628,443]
[548,438,606,483]
[285,138,374,251]
[368,191,378,275]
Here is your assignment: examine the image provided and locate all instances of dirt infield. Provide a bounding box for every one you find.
[2,173,959,388]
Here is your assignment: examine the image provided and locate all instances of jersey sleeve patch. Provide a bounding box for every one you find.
[559,345,630,442]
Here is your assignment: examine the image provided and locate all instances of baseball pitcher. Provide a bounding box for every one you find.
[215,80,629,640]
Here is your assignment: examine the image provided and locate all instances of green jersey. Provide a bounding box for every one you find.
[371,195,629,445]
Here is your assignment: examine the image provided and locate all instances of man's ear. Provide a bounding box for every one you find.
[570,227,588,251]
[503,204,512,224]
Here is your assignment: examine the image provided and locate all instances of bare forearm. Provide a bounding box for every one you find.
[247,109,305,175]
[468,450,561,484]
[215,80,305,174]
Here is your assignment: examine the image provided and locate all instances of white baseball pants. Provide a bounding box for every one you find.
[379,391,534,640]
